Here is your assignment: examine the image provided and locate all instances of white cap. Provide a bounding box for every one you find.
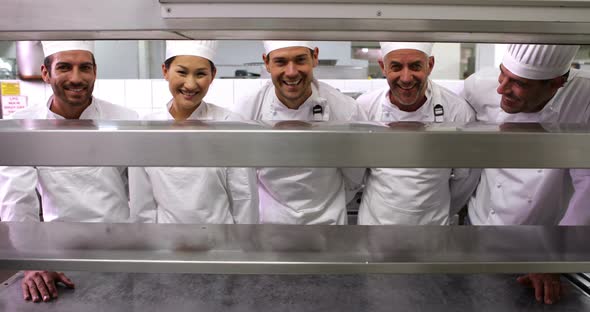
[502,44,580,80]
[165,40,218,63]
[380,42,433,57]
[42,41,94,57]
[263,41,314,55]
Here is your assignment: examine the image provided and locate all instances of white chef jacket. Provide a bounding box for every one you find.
[0,96,138,222]
[236,79,368,225]
[356,80,476,225]
[129,100,259,224]
[462,68,590,225]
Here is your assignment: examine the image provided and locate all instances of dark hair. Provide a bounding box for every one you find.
[43,54,97,77]
[164,56,216,72]
[265,48,315,61]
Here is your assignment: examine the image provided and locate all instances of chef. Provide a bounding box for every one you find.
[357,42,476,225]
[462,43,590,304]
[129,40,259,224]
[236,41,367,225]
[0,41,138,302]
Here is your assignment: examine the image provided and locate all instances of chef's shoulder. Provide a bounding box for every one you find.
[318,81,365,121]
[432,82,476,122]
[356,87,389,120]
[461,67,501,116]
[95,98,139,120]
[234,80,274,120]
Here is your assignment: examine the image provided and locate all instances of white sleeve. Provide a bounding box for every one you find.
[559,169,590,225]
[226,167,259,224]
[128,167,157,223]
[449,168,481,217]
[0,166,40,221]
[342,98,369,203]
[342,168,367,204]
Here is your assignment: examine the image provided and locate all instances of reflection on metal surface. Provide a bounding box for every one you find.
[3,271,590,311]
[1,222,590,274]
[1,120,590,168]
[1,0,590,43]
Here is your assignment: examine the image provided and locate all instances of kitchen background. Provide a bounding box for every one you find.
[0,40,588,118]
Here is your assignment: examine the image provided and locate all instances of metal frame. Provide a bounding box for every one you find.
[2,222,590,274]
[1,0,590,42]
[1,120,590,168]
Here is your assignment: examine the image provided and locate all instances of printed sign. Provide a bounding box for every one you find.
[1,95,27,117]
[1,82,20,96]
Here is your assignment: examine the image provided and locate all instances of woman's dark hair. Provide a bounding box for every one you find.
[164,56,216,72]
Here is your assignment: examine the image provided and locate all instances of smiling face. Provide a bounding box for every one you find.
[263,46,319,109]
[496,64,565,114]
[41,50,96,116]
[380,49,434,112]
[162,55,216,120]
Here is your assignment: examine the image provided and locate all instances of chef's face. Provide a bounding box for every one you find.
[380,49,433,111]
[163,55,216,115]
[496,64,565,114]
[42,50,96,110]
[264,46,318,109]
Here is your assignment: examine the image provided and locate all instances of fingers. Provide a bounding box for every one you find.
[56,272,75,289]
[32,274,51,302]
[23,278,41,302]
[544,280,554,304]
[531,277,543,302]
[41,273,59,299]
[20,280,31,301]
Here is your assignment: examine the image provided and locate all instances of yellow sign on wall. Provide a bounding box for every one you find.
[1,82,20,96]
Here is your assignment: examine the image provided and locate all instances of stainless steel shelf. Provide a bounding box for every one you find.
[1,0,590,42]
[1,222,590,274]
[1,119,590,168]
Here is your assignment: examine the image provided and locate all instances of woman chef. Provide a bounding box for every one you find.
[129,40,259,224]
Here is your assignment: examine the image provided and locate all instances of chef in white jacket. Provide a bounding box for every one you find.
[462,44,590,304]
[357,42,476,225]
[236,41,368,225]
[129,40,258,224]
[0,41,137,302]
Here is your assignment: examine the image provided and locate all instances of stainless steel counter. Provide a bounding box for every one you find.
[1,272,589,312]
[1,120,590,168]
[2,222,590,274]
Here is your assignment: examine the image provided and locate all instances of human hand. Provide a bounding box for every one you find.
[21,270,75,302]
[517,273,562,304]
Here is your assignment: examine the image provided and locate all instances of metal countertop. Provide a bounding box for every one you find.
[1,272,589,312]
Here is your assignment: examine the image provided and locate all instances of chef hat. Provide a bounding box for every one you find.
[380,42,434,57]
[165,40,218,63]
[263,41,315,55]
[42,41,94,57]
[502,44,580,80]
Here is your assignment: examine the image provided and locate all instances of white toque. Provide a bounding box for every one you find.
[165,40,218,63]
[502,44,580,80]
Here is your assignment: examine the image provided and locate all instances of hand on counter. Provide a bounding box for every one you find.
[517,273,562,304]
[21,270,75,302]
